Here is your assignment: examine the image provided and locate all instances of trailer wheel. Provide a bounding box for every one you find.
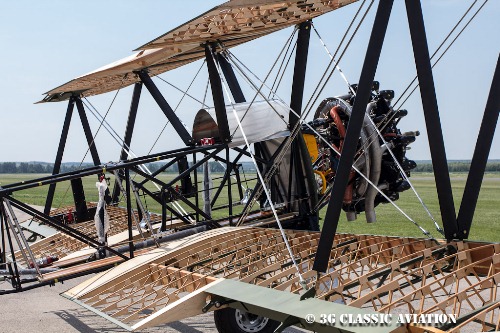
[214,308,280,333]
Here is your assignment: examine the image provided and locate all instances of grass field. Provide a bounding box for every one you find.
[0,172,498,242]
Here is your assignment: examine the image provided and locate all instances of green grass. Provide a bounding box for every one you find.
[326,173,500,242]
[1,172,498,242]
[0,172,254,220]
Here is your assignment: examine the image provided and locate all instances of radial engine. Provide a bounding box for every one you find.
[304,82,419,222]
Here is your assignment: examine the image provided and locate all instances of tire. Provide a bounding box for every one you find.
[214,308,280,333]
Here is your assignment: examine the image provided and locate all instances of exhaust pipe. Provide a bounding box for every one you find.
[363,102,382,223]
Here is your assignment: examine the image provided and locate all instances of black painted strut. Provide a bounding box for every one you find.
[205,44,231,143]
[137,70,193,146]
[289,20,311,129]
[7,197,128,260]
[125,168,134,258]
[0,144,225,196]
[289,20,318,227]
[457,54,500,238]
[217,53,246,103]
[112,82,142,203]
[75,97,101,166]
[313,0,394,273]
[405,0,458,240]
[44,97,75,214]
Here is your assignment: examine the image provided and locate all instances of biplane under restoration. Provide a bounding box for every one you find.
[1,1,499,333]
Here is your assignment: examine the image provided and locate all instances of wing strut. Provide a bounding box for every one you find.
[137,71,193,146]
[313,0,394,273]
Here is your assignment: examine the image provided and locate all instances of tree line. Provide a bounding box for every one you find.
[0,161,499,174]
[412,161,500,173]
[0,161,257,174]
[0,162,54,174]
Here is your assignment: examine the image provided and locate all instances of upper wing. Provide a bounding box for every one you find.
[41,0,357,103]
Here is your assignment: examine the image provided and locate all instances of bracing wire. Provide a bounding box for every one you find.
[230,26,298,138]
[224,48,439,243]
[202,77,210,109]
[393,0,487,109]
[81,88,122,164]
[267,36,297,99]
[56,84,123,210]
[156,75,210,108]
[311,23,444,236]
[84,99,130,149]
[84,94,194,223]
[302,0,374,116]
[209,47,308,287]
[147,60,207,155]
[311,23,355,95]
[352,0,488,151]
[87,102,194,223]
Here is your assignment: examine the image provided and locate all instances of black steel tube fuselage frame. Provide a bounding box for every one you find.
[128,147,225,222]
[6,197,128,260]
[2,141,228,240]
[137,185,192,224]
[130,165,214,221]
[0,144,225,195]
[163,147,225,189]
[210,149,245,208]
[138,157,180,187]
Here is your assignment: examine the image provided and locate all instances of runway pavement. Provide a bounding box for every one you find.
[0,207,304,333]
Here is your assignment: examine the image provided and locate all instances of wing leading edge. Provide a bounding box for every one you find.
[40,0,357,103]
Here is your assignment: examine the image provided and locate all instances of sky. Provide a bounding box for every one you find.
[0,0,498,163]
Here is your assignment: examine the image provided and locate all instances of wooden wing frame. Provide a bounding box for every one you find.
[63,227,500,332]
[41,0,358,102]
